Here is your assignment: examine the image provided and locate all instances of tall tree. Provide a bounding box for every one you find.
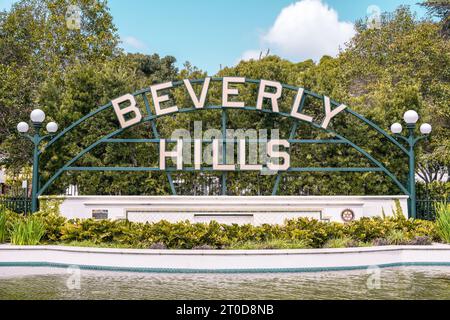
[420,0,450,37]
[0,0,119,169]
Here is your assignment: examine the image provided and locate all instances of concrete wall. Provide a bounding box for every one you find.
[42,195,409,225]
[1,244,449,273]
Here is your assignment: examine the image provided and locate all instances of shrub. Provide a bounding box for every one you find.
[323,236,356,248]
[0,209,7,243]
[0,205,442,249]
[345,217,389,242]
[408,236,433,246]
[60,219,133,244]
[386,230,410,245]
[35,208,67,242]
[148,242,167,250]
[228,239,310,250]
[435,202,450,243]
[372,238,390,246]
[10,216,46,245]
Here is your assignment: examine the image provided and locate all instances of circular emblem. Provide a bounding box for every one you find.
[341,209,355,222]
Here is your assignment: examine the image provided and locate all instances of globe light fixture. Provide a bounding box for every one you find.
[16,109,58,213]
[403,110,419,124]
[420,123,432,135]
[17,122,30,133]
[30,109,46,123]
[390,123,402,134]
[46,122,59,133]
[390,109,432,220]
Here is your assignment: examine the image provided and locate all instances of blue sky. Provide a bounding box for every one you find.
[1,0,427,74]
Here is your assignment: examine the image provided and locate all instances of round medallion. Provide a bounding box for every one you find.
[341,209,355,222]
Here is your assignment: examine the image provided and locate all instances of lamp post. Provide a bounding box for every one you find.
[390,110,432,219]
[17,109,58,213]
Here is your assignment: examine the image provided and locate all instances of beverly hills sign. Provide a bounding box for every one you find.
[111,77,347,172]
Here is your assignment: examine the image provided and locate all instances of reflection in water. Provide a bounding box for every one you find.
[0,267,449,300]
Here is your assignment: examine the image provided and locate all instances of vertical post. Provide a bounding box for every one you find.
[221,110,227,196]
[31,132,40,213]
[407,124,416,219]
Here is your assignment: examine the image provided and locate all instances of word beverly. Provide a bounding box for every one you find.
[111,77,347,130]
[110,77,347,171]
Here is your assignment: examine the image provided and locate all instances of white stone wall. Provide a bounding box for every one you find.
[1,244,449,272]
[42,195,409,225]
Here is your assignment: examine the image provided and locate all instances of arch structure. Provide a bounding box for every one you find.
[36,78,411,206]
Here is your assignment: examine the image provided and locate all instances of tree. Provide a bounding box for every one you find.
[420,0,450,37]
[38,53,180,195]
[338,6,450,183]
[0,0,119,170]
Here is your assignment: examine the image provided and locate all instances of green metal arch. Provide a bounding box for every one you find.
[37,78,410,197]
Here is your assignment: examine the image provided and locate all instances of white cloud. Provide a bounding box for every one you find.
[239,49,262,62]
[122,36,147,51]
[239,0,355,63]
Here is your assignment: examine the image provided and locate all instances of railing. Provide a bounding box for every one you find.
[416,198,448,221]
[0,196,31,215]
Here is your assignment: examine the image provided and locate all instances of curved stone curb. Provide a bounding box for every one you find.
[1,244,449,274]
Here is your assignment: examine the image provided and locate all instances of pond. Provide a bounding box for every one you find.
[0,267,449,300]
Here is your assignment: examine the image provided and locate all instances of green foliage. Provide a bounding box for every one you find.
[420,0,450,37]
[386,230,410,245]
[34,207,67,242]
[0,208,22,242]
[9,216,45,245]
[0,209,7,243]
[1,3,448,196]
[2,212,437,249]
[435,202,450,243]
[392,199,406,219]
[228,239,310,250]
[417,182,450,199]
[0,203,446,248]
[0,0,119,168]
[323,236,357,248]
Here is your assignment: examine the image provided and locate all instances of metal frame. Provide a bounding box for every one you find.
[26,78,424,218]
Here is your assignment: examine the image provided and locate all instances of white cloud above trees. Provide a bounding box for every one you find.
[122,36,147,51]
[240,0,356,63]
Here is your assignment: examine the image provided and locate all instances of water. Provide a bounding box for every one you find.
[0,267,449,300]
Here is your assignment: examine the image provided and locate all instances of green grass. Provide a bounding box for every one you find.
[227,239,310,250]
[55,241,136,249]
[386,230,410,245]
[0,210,7,243]
[435,202,450,243]
[323,236,357,248]
[10,217,46,245]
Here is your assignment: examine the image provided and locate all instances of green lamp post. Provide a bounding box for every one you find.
[17,109,58,213]
[390,110,432,219]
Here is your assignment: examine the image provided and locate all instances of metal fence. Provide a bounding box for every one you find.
[416,198,448,221]
[0,195,31,215]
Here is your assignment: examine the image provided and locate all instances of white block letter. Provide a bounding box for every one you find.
[267,140,290,171]
[256,80,282,112]
[222,77,245,108]
[112,94,142,129]
[194,139,202,170]
[322,96,346,129]
[291,88,313,123]
[239,140,262,171]
[151,82,178,116]
[213,139,235,171]
[160,139,183,170]
[184,77,210,109]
